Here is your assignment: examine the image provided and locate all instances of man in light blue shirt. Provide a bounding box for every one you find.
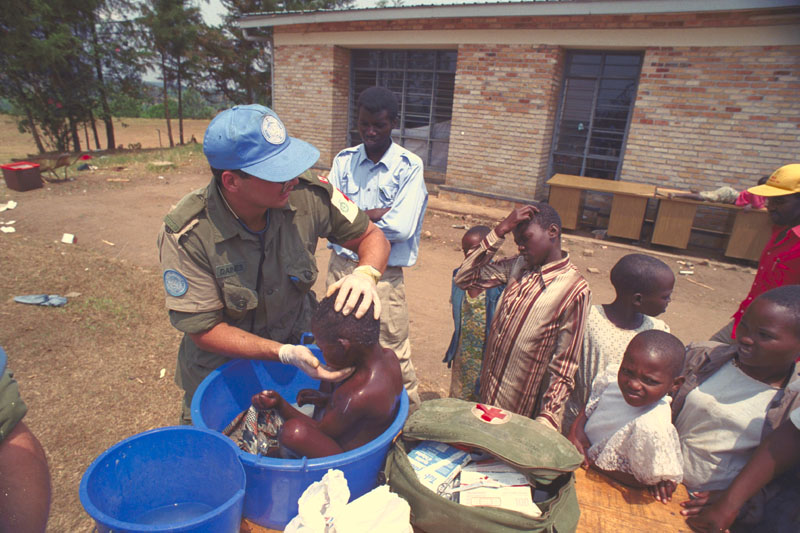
[327,86,428,411]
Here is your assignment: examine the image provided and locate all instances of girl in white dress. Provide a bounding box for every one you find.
[568,330,686,503]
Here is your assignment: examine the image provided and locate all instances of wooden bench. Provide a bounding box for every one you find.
[547,174,655,240]
[651,188,771,262]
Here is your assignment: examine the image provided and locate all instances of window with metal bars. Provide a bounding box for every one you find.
[548,51,643,180]
[349,50,457,172]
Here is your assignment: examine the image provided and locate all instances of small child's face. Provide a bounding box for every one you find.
[736,298,800,372]
[638,270,675,317]
[310,326,353,370]
[461,233,483,258]
[617,346,678,408]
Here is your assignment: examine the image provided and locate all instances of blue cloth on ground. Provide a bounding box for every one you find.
[14,294,67,307]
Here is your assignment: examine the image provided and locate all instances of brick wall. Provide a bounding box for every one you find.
[622,45,800,192]
[273,45,351,168]
[445,44,563,201]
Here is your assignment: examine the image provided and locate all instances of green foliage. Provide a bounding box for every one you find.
[142,99,180,119]
[181,88,215,119]
[0,0,360,153]
[109,93,145,117]
[0,98,16,115]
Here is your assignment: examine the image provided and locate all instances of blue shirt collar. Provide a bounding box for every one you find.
[356,140,402,170]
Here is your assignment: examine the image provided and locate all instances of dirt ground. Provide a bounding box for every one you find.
[0,146,758,531]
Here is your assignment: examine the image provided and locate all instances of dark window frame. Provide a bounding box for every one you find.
[349,49,457,172]
[547,50,644,181]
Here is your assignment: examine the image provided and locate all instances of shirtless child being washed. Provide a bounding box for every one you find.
[225,289,404,459]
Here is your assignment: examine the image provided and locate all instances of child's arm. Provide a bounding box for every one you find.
[253,390,348,458]
[535,290,592,431]
[567,407,592,468]
[684,417,800,532]
[668,192,706,201]
[454,206,537,290]
[252,390,309,421]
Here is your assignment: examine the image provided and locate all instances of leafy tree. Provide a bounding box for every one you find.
[182,88,215,119]
[196,0,356,108]
[139,0,205,147]
[0,0,146,152]
[88,0,146,149]
[0,0,102,153]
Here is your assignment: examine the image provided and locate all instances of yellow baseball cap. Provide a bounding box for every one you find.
[747,164,800,197]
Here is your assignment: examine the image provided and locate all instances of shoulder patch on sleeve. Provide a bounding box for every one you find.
[163,269,189,297]
[331,186,358,223]
[164,188,207,233]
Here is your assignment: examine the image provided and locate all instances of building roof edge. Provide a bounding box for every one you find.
[239,0,798,29]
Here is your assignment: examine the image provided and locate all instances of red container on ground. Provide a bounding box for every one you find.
[1,162,43,192]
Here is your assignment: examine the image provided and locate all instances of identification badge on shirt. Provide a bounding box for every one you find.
[215,262,245,279]
[331,186,358,224]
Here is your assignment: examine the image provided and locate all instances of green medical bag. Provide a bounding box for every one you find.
[384,399,583,533]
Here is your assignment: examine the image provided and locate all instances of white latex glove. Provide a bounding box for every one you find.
[326,269,382,320]
[279,344,354,382]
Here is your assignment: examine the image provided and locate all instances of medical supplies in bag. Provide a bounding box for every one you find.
[384,399,583,533]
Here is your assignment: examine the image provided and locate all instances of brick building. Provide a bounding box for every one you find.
[241,0,800,215]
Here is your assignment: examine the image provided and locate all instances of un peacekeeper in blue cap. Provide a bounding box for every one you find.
[158,105,390,424]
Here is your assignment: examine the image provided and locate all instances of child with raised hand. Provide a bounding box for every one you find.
[224,289,404,459]
[443,225,504,401]
[562,253,673,433]
[568,330,685,503]
[454,203,591,431]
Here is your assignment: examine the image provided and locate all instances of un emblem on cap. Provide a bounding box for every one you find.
[261,115,286,145]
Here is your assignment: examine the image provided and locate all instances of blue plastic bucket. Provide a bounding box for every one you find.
[191,355,409,529]
[79,426,246,532]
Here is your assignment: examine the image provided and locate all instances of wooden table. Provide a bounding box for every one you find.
[241,468,692,532]
[651,190,771,261]
[575,467,691,532]
[725,207,772,261]
[547,174,655,240]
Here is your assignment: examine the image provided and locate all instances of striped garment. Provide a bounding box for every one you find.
[454,229,591,431]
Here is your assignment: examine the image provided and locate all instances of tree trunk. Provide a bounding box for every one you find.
[69,115,82,152]
[161,52,174,148]
[22,105,47,154]
[177,58,184,145]
[89,109,101,150]
[89,14,115,150]
[84,122,90,150]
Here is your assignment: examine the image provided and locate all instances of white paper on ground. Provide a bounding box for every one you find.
[332,485,412,533]
[285,470,412,533]
[284,469,350,533]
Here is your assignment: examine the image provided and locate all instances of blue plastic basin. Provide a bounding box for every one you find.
[191,355,409,529]
[80,426,246,532]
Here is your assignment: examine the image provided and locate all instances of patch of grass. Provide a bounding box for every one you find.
[94,143,203,170]
[67,295,139,328]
